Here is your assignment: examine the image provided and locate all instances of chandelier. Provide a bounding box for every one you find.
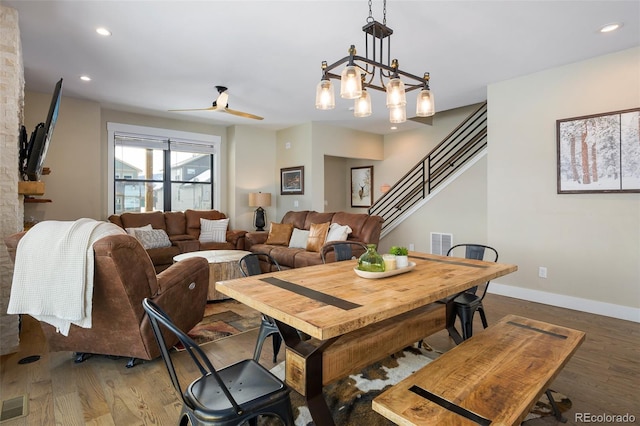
[314,0,435,124]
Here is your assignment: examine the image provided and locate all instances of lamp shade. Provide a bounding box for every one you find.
[340,65,362,99]
[315,79,335,110]
[353,90,372,117]
[386,78,406,108]
[389,104,407,123]
[416,88,435,117]
[249,192,271,207]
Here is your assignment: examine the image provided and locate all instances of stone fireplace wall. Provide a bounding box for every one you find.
[0,5,24,355]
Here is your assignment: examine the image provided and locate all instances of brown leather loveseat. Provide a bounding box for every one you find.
[108,209,247,272]
[4,231,209,367]
[245,210,384,269]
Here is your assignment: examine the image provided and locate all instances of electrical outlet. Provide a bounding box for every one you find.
[409,243,415,251]
[293,200,299,208]
[538,266,547,279]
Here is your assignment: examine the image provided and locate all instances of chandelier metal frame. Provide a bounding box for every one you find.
[315,0,434,122]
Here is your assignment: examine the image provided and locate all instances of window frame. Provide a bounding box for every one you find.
[107,122,221,215]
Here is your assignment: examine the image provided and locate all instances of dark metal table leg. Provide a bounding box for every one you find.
[445,297,463,345]
[276,320,339,426]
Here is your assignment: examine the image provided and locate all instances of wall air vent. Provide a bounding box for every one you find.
[430,232,453,256]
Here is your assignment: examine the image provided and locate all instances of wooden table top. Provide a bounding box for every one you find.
[216,252,517,340]
[372,314,586,425]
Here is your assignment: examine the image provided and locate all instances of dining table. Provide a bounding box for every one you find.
[216,251,518,426]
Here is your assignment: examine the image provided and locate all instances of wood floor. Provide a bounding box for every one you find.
[1,294,638,425]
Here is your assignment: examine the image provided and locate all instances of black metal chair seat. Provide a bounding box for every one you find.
[142,298,293,426]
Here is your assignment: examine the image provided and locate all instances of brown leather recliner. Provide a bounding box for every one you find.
[4,231,209,366]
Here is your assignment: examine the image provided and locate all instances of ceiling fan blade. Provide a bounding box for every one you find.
[224,108,264,120]
[168,106,218,112]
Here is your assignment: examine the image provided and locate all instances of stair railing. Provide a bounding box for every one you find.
[369,102,487,232]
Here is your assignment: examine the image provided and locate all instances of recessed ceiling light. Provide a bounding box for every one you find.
[600,22,622,33]
[390,126,398,130]
[80,75,92,81]
[96,27,112,36]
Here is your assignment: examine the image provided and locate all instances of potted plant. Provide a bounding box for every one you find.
[389,246,409,268]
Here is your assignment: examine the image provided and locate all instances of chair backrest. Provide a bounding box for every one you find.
[446,244,499,298]
[321,241,368,263]
[142,298,243,414]
[239,252,281,277]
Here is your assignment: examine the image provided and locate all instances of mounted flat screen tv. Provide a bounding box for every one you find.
[22,78,63,181]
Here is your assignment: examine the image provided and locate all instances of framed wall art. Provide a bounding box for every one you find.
[280,166,304,195]
[557,108,640,193]
[351,166,373,207]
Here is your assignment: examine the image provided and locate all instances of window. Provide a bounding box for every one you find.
[107,123,221,215]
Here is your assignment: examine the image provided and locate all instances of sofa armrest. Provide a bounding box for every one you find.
[226,229,248,249]
[4,231,26,263]
[245,231,268,249]
[156,257,208,295]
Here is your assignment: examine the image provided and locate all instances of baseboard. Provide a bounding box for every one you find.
[488,282,640,323]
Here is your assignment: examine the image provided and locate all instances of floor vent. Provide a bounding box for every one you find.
[430,232,453,255]
[0,394,28,423]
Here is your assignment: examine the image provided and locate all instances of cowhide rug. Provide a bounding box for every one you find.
[261,345,571,426]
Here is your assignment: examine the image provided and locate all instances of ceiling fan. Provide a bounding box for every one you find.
[169,86,264,120]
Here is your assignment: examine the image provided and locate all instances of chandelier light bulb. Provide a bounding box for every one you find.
[340,65,362,99]
[386,78,406,108]
[315,79,335,110]
[416,88,435,117]
[389,104,406,123]
[354,90,372,117]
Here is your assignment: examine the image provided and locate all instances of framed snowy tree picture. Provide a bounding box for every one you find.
[557,108,640,193]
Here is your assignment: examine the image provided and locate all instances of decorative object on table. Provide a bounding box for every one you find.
[557,107,640,193]
[357,243,385,272]
[382,253,396,271]
[351,165,374,207]
[281,166,304,195]
[354,261,416,279]
[313,0,435,123]
[389,245,409,268]
[248,192,271,231]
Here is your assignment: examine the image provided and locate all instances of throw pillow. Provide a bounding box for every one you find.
[199,218,229,243]
[326,223,353,242]
[288,228,310,249]
[125,223,152,235]
[265,222,294,245]
[306,222,330,252]
[133,228,171,249]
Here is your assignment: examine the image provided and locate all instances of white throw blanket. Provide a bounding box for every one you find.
[7,218,125,335]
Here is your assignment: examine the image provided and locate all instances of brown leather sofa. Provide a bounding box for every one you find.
[108,209,247,272]
[4,231,209,367]
[245,210,384,270]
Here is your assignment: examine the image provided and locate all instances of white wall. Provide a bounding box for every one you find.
[487,47,640,320]
[228,125,277,231]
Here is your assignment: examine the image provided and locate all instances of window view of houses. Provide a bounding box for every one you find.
[114,145,213,214]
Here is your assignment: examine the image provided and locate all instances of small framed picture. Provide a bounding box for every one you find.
[281,166,304,195]
[351,166,373,207]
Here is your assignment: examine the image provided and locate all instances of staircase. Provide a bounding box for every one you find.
[369,102,488,238]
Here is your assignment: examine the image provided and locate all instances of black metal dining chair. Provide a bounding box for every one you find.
[238,253,283,363]
[446,243,499,341]
[320,240,368,263]
[142,298,293,426]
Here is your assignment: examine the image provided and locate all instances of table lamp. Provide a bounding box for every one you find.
[249,192,271,231]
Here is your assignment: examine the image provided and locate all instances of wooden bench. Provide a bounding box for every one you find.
[372,314,585,425]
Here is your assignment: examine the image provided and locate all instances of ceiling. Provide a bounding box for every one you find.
[3,0,639,135]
